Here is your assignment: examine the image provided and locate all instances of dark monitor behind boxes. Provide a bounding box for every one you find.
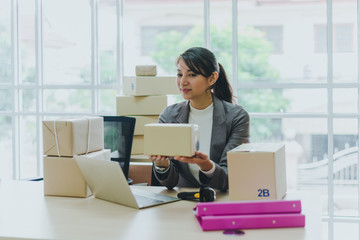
[103,116,135,184]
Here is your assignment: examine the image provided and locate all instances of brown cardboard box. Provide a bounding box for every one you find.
[132,135,144,155]
[43,149,111,197]
[227,143,287,201]
[135,65,157,76]
[116,95,168,116]
[128,115,159,135]
[42,117,104,157]
[123,76,179,96]
[129,162,153,185]
[144,123,199,157]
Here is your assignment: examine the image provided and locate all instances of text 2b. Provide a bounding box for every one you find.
[258,189,270,197]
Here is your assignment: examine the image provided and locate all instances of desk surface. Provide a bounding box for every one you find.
[0,180,321,240]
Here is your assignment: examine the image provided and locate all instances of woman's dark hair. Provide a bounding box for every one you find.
[176,47,233,103]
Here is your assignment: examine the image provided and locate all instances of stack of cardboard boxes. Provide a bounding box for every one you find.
[116,65,179,184]
[117,65,179,156]
[42,116,110,197]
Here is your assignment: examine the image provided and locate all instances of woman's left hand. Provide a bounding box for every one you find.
[173,151,213,171]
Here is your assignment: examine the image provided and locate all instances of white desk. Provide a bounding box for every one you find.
[0,180,321,240]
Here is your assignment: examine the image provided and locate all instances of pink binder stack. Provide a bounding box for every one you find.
[193,200,305,231]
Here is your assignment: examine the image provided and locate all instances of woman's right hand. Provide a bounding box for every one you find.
[150,155,170,168]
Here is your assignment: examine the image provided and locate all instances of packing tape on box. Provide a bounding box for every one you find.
[53,117,92,156]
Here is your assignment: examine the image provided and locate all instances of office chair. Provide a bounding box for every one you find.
[103,116,136,185]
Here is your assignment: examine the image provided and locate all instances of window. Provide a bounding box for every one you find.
[2,0,360,238]
[255,25,283,54]
[314,25,327,53]
[315,24,354,53]
[335,24,354,52]
[0,0,12,180]
[123,1,204,76]
[141,26,192,56]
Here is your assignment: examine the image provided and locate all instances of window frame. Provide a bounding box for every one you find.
[1,1,359,239]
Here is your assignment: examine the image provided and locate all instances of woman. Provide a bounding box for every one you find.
[151,47,249,192]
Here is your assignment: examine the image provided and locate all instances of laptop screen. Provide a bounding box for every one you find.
[103,116,136,183]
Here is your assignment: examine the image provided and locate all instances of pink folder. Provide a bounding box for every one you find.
[193,200,302,217]
[195,213,305,231]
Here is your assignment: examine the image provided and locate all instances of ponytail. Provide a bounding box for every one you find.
[212,63,233,103]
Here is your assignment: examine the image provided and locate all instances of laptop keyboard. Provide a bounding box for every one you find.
[134,194,164,206]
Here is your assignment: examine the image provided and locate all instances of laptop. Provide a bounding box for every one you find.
[75,155,180,209]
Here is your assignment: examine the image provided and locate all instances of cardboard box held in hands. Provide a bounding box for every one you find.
[144,123,199,157]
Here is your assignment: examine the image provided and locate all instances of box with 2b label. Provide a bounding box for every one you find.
[143,123,199,157]
[227,143,286,201]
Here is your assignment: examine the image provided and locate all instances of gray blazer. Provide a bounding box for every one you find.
[153,95,250,192]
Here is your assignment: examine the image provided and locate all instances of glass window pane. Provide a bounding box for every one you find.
[0,116,13,179]
[238,0,327,83]
[99,89,116,114]
[43,89,92,113]
[0,89,12,111]
[333,88,357,113]
[250,118,284,142]
[43,0,91,84]
[334,223,359,240]
[251,117,328,194]
[210,0,233,79]
[333,118,358,217]
[314,25,326,53]
[255,26,283,54]
[141,26,193,56]
[20,116,37,179]
[99,0,116,85]
[335,24,354,52]
[322,222,328,240]
[238,88,327,113]
[333,0,356,83]
[123,0,204,76]
[0,0,12,84]
[20,89,36,112]
[19,0,36,84]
